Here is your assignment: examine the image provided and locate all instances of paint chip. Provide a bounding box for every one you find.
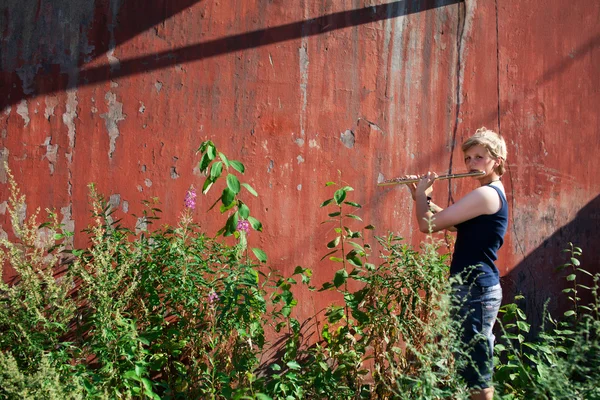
[297,184,302,191]
[297,155,304,164]
[155,81,163,93]
[170,167,179,179]
[340,130,355,148]
[145,178,152,187]
[16,100,30,127]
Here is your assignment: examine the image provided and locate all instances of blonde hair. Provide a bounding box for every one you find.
[462,127,507,175]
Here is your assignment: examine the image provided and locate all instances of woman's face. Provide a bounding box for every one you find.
[463,144,497,175]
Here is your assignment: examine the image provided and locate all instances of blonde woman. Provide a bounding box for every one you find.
[405,127,508,400]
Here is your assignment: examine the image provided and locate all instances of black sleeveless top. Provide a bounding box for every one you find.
[450,184,508,286]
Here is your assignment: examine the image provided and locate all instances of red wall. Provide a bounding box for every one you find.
[1,0,599,323]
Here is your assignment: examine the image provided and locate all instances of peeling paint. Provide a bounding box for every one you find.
[295,138,305,146]
[122,201,129,213]
[144,178,152,187]
[100,91,126,159]
[155,81,163,93]
[42,137,58,174]
[267,159,274,173]
[0,201,7,214]
[340,129,355,148]
[170,166,179,179]
[297,155,304,164]
[297,184,302,191]
[62,89,78,148]
[0,148,9,184]
[45,96,59,120]
[60,205,75,240]
[16,100,30,127]
[139,102,146,113]
[109,194,121,208]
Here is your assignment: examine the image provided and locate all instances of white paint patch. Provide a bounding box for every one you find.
[122,200,129,213]
[110,81,119,88]
[0,147,9,184]
[295,138,305,146]
[139,102,146,114]
[262,140,269,152]
[60,205,75,238]
[155,81,163,93]
[308,139,320,149]
[100,91,126,159]
[299,5,309,138]
[137,185,143,192]
[16,100,30,127]
[0,201,7,214]
[297,155,304,164]
[297,184,302,191]
[42,137,58,174]
[2,105,11,116]
[45,96,59,120]
[144,178,152,187]
[62,89,78,148]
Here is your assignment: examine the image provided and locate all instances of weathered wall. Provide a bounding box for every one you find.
[1,0,599,324]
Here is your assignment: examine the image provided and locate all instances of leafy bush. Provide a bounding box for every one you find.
[1,146,599,400]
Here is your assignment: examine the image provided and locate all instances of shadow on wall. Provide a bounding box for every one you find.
[501,194,600,331]
[0,0,463,112]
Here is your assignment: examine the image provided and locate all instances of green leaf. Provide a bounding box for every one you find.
[286,361,301,370]
[346,250,363,267]
[320,198,334,207]
[345,214,363,221]
[248,216,262,231]
[566,274,576,281]
[198,140,210,153]
[224,212,239,236]
[563,310,576,317]
[326,306,345,323]
[570,257,580,266]
[239,202,250,219]
[229,160,245,173]
[516,320,531,333]
[210,161,223,180]
[325,181,336,186]
[221,187,235,207]
[333,269,348,287]
[218,152,230,168]
[327,236,341,249]
[364,224,375,230]
[252,248,268,263]
[344,201,362,208]
[334,189,347,205]
[226,174,241,194]
[199,152,211,172]
[329,257,344,262]
[328,211,341,217]
[241,183,258,196]
[207,143,216,159]
[202,177,214,194]
[320,249,338,261]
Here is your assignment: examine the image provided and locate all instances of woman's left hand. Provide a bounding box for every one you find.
[416,171,438,197]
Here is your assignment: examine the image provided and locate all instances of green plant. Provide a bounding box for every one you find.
[494,244,600,400]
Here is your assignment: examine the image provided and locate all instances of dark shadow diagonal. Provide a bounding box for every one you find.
[0,0,462,111]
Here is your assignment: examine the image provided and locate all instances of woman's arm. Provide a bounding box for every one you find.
[415,173,501,233]
[426,200,457,232]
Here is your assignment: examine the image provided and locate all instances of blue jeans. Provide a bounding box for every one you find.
[452,283,502,389]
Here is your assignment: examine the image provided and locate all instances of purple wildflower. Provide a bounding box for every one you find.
[237,219,251,235]
[208,291,219,304]
[184,188,197,209]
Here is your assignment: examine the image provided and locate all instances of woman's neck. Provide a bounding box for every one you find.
[479,175,501,186]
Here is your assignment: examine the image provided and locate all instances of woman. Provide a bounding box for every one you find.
[404,127,508,400]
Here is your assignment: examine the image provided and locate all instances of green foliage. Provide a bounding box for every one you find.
[1,154,599,400]
[494,243,600,400]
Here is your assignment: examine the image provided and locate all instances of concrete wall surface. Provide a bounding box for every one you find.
[1,0,599,324]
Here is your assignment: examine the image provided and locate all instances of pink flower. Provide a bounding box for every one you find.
[184,188,197,209]
[237,219,250,235]
[208,291,219,303]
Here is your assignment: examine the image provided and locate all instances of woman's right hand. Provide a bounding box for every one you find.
[403,175,419,201]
